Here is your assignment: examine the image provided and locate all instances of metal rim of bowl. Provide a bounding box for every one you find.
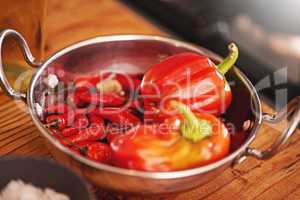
[27,35,262,179]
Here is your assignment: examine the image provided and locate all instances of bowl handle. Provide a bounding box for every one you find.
[0,29,41,100]
[246,96,300,160]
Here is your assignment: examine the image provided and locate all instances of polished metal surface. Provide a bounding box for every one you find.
[27,35,262,194]
[0,29,41,100]
[0,29,299,195]
[247,96,300,160]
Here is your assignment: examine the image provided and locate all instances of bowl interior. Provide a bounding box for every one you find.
[0,157,91,199]
[31,36,260,164]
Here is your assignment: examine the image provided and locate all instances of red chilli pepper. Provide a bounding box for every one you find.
[73,114,89,129]
[69,140,94,155]
[62,127,79,137]
[68,126,106,144]
[96,107,141,127]
[87,112,105,127]
[105,125,123,143]
[74,75,101,87]
[46,114,68,130]
[43,93,66,107]
[48,128,59,136]
[77,91,125,107]
[141,43,238,122]
[67,87,91,108]
[126,99,142,111]
[76,140,94,148]
[115,73,141,91]
[86,143,112,163]
[44,103,71,115]
[111,101,230,171]
[106,132,120,144]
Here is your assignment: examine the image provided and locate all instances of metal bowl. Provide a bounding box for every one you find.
[0,29,299,195]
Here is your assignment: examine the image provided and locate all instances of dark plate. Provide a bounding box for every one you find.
[0,156,91,200]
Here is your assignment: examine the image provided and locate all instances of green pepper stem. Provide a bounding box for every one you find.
[170,101,212,142]
[217,43,239,75]
[46,120,59,129]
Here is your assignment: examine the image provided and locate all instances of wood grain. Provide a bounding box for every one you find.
[0,0,299,199]
[0,95,50,157]
[44,0,164,57]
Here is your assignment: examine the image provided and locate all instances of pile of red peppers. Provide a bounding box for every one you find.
[41,43,239,171]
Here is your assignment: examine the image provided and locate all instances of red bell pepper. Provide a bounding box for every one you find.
[141,43,238,122]
[111,101,230,171]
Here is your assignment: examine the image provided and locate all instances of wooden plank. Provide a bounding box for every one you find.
[44,0,164,56]
[255,167,300,200]
[173,125,300,200]
[198,133,300,200]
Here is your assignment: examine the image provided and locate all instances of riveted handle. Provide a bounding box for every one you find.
[0,29,41,100]
[247,96,300,160]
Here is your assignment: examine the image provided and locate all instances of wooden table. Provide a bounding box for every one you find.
[1,1,299,199]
